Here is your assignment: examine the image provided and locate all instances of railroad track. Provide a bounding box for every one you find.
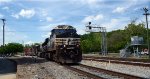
[64,64,144,79]
[83,56,150,67]
[83,56,150,63]
[65,65,103,79]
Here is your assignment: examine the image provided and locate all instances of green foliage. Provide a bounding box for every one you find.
[0,43,23,54]
[125,23,147,42]
[81,33,101,53]
[107,30,127,53]
[81,22,149,53]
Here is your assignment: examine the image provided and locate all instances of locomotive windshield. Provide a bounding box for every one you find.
[52,29,76,35]
[51,25,80,38]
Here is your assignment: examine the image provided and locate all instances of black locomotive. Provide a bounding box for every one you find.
[36,25,82,63]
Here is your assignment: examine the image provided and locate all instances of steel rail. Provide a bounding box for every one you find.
[83,58,150,67]
[79,64,144,79]
[64,65,104,79]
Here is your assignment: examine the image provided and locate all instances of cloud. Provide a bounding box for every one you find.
[38,22,67,31]
[101,18,129,31]
[76,28,86,35]
[40,9,48,17]
[82,14,103,23]
[82,0,98,5]
[38,24,56,39]
[113,7,126,13]
[24,41,34,45]
[0,26,28,45]
[11,14,19,19]
[94,14,103,20]
[104,19,118,28]
[79,0,102,7]
[46,17,53,22]
[42,32,51,38]
[39,24,86,37]
[0,0,12,4]
[19,9,35,18]
[112,0,147,14]
[101,19,119,31]
[38,24,52,31]
[2,6,9,10]
[38,22,68,38]
[12,9,35,19]
[0,13,4,18]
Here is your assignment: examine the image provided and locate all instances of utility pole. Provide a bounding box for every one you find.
[1,19,6,56]
[143,8,150,59]
[1,19,6,47]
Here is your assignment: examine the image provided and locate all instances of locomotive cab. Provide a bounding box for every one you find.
[50,25,82,63]
[38,25,82,64]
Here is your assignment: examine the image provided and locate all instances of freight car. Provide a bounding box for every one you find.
[37,25,82,63]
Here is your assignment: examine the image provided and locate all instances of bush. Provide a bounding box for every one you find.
[0,43,23,55]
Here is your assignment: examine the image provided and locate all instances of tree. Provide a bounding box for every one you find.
[125,22,147,42]
[0,43,23,55]
[80,22,148,53]
[107,30,127,53]
[81,33,101,53]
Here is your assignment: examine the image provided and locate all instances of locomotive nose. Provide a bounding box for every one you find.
[70,51,75,58]
[70,33,73,37]
[69,50,78,58]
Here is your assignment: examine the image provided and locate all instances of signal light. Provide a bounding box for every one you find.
[76,44,80,47]
[63,44,66,48]
[89,26,92,29]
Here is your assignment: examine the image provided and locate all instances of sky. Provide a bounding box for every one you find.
[0,0,150,45]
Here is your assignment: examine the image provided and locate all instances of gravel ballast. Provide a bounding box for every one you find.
[16,56,88,79]
[81,60,150,78]
[72,65,123,79]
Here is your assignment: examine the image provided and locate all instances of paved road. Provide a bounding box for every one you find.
[0,58,17,79]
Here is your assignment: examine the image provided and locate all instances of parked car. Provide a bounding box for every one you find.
[141,49,149,55]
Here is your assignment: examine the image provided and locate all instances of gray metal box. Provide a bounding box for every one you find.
[131,36,143,45]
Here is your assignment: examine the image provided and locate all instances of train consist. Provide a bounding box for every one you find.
[35,25,82,63]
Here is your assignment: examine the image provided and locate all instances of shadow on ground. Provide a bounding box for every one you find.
[0,58,17,74]
[0,56,49,75]
[8,56,49,65]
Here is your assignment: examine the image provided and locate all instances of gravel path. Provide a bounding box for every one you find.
[16,56,88,79]
[0,73,16,79]
[16,57,54,79]
[81,60,150,78]
[43,62,89,79]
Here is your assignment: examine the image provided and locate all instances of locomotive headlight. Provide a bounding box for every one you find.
[63,44,66,48]
[76,44,79,47]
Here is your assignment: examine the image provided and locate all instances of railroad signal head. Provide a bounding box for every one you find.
[89,22,91,25]
[89,26,92,30]
[143,8,148,12]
